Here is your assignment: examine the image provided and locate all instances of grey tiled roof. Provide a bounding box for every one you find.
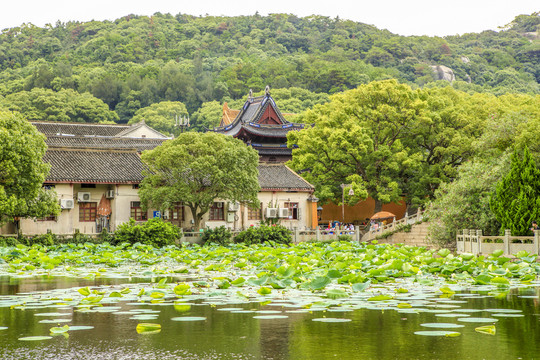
[45,136,165,152]
[44,149,146,183]
[32,122,129,137]
[257,164,313,191]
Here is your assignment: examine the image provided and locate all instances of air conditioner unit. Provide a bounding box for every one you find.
[228,201,240,212]
[265,208,278,218]
[77,192,91,202]
[278,208,290,218]
[60,199,74,209]
[105,190,115,199]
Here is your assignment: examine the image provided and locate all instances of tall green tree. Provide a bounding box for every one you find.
[490,146,540,235]
[139,132,260,230]
[287,80,424,212]
[0,110,59,231]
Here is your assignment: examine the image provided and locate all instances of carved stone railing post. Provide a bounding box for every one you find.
[534,230,539,255]
[504,229,511,255]
[476,229,483,255]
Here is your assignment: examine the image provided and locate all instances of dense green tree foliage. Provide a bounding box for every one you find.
[0,13,537,123]
[288,80,425,212]
[0,88,118,123]
[0,110,59,229]
[128,100,188,136]
[490,147,540,235]
[138,132,260,230]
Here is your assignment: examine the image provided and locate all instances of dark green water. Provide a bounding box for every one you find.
[1,277,539,360]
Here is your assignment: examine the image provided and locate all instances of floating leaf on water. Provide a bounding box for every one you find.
[490,277,510,287]
[491,313,524,318]
[34,312,71,317]
[50,325,70,334]
[397,303,412,309]
[39,319,72,324]
[0,326,7,330]
[439,286,455,295]
[420,323,464,329]
[136,323,161,334]
[18,336,53,341]
[457,317,498,323]
[309,276,332,291]
[435,313,470,318]
[257,287,272,295]
[414,331,460,337]
[78,287,90,296]
[253,315,289,319]
[475,325,496,335]
[171,317,207,321]
[130,315,159,320]
[326,289,348,300]
[173,283,191,296]
[484,309,522,313]
[68,326,94,331]
[368,295,393,301]
[312,318,351,322]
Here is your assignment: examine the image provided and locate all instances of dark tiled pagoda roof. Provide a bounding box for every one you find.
[45,136,166,152]
[257,164,314,191]
[44,148,146,183]
[32,122,129,137]
[213,94,305,138]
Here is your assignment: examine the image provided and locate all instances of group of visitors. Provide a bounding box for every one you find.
[324,222,355,234]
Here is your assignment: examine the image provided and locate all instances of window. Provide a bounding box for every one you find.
[130,201,147,221]
[81,183,96,188]
[248,202,262,220]
[79,202,97,222]
[37,214,57,221]
[171,203,184,221]
[132,184,140,189]
[209,202,224,221]
[43,184,55,190]
[284,202,299,220]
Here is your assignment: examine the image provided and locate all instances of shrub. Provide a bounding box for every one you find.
[234,225,292,245]
[337,234,353,242]
[201,226,232,246]
[114,218,181,247]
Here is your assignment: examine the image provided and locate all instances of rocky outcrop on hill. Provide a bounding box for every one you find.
[431,65,455,82]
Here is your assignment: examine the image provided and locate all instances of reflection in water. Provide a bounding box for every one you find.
[0,277,539,360]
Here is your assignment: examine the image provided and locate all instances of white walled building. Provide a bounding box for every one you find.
[2,121,317,236]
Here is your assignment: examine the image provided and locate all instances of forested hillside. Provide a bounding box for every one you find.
[0,12,538,130]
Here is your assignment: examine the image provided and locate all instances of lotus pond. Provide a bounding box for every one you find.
[0,241,539,359]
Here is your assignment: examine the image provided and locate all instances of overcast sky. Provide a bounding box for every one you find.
[1,0,538,37]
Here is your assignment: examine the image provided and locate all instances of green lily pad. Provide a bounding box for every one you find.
[39,319,72,323]
[457,317,498,323]
[68,326,94,331]
[19,336,53,341]
[420,323,464,329]
[414,331,460,337]
[312,318,352,322]
[171,317,207,321]
[253,315,289,319]
[136,323,161,334]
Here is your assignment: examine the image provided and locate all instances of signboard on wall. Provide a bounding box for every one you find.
[153,211,161,218]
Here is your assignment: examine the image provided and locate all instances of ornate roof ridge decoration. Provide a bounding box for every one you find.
[213,86,305,136]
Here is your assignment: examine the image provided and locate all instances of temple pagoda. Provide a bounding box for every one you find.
[212,86,305,162]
